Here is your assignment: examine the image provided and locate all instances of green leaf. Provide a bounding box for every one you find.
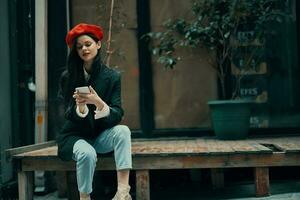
[224,32,230,38]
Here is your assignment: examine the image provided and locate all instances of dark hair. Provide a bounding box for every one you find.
[61,34,102,104]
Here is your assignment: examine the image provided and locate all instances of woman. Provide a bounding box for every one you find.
[56,23,132,200]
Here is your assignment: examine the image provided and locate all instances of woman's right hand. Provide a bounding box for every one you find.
[73,91,86,113]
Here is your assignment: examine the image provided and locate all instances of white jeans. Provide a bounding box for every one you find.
[72,125,132,194]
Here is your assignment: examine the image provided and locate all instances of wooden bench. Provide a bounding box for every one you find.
[6,136,300,200]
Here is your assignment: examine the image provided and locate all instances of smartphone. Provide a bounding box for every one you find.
[75,86,90,94]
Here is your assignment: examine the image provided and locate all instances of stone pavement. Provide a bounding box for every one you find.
[34,180,300,200]
[152,181,300,200]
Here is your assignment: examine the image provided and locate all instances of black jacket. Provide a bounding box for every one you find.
[56,64,124,161]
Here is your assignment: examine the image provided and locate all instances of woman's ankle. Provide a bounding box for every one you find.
[79,192,90,200]
[118,182,130,192]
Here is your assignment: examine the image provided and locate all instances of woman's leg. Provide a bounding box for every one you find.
[93,125,132,199]
[117,170,130,185]
[73,139,97,199]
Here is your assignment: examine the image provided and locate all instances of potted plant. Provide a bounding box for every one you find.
[147,0,289,139]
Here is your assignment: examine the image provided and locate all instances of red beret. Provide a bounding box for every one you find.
[65,23,104,48]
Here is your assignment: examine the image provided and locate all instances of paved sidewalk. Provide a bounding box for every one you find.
[34,180,300,200]
[152,181,300,200]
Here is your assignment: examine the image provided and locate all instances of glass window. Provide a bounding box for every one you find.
[71,0,140,129]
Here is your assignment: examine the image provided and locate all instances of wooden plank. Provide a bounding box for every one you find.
[22,159,76,171]
[132,139,211,156]
[132,140,168,155]
[249,137,300,153]
[210,168,224,189]
[132,137,195,142]
[204,139,235,155]
[20,153,300,171]
[175,139,204,154]
[14,146,57,158]
[6,140,56,159]
[11,136,300,159]
[254,167,270,197]
[246,142,273,153]
[12,136,300,200]
[136,170,150,200]
[272,142,300,153]
[194,139,210,154]
[134,140,184,155]
[132,153,300,169]
[18,171,34,200]
[229,140,263,154]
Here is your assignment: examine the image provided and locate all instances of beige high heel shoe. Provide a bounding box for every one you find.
[112,185,132,200]
[80,193,91,200]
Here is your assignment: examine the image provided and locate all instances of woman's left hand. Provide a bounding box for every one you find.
[77,86,105,110]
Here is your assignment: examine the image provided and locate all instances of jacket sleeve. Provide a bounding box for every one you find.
[95,73,124,128]
[58,71,89,122]
[65,101,92,122]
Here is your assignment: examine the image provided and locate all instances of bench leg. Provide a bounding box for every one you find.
[56,171,68,198]
[66,171,80,200]
[254,167,270,197]
[136,170,150,200]
[18,171,34,200]
[210,168,224,189]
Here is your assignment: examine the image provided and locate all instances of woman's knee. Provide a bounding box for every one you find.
[77,147,97,163]
[114,125,131,141]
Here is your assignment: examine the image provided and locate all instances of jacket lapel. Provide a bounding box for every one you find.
[88,64,110,97]
[86,64,110,135]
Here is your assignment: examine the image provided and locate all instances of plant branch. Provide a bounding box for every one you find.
[105,0,115,66]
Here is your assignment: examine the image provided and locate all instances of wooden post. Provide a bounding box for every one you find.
[136,170,150,200]
[35,0,48,144]
[34,0,48,193]
[18,171,34,200]
[211,168,224,189]
[254,167,270,197]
